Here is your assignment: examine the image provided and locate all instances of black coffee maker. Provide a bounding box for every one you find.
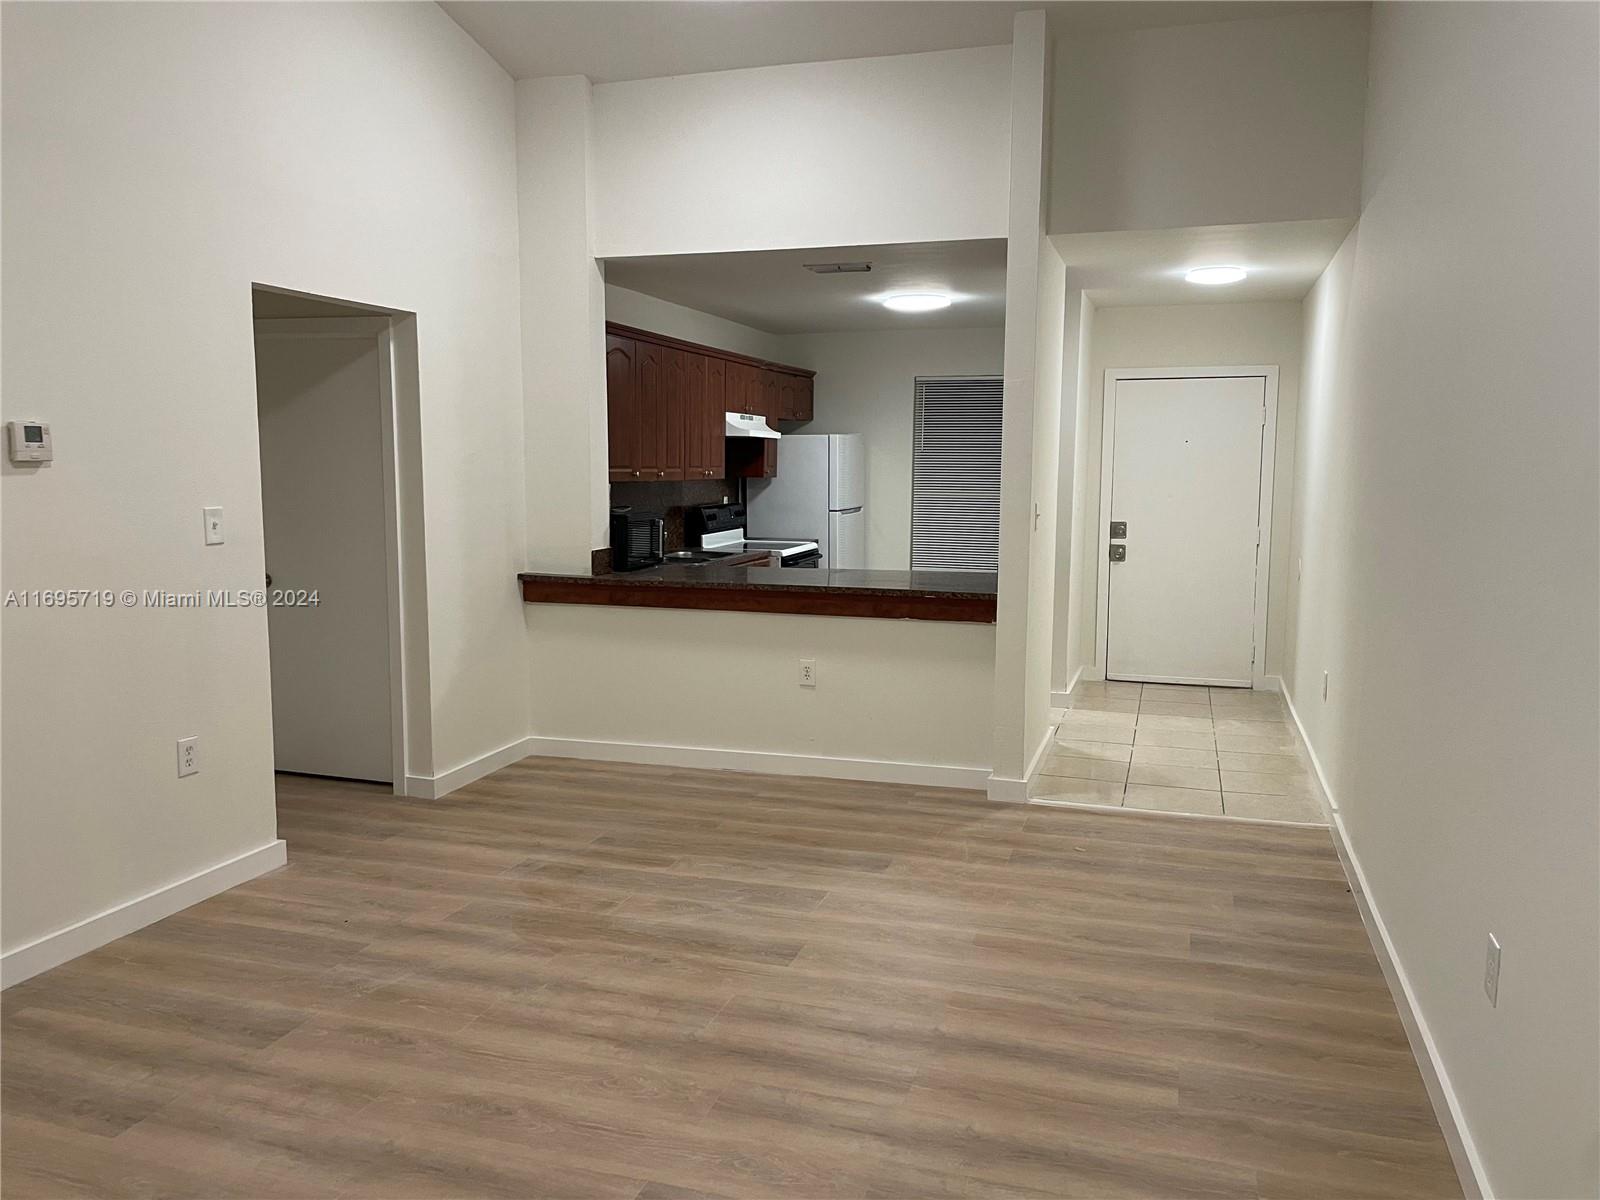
[610,506,664,572]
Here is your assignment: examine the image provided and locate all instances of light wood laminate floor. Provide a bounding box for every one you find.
[2,759,1460,1198]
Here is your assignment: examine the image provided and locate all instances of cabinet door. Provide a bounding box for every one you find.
[791,374,814,423]
[698,354,727,479]
[634,340,674,480]
[658,347,687,481]
[726,361,756,416]
[606,334,640,481]
[758,369,780,420]
[773,374,793,422]
[776,372,813,422]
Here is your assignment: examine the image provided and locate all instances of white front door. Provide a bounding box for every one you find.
[255,332,393,782]
[1104,374,1268,686]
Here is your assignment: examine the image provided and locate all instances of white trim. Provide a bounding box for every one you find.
[254,313,417,796]
[412,735,992,795]
[405,736,537,799]
[986,721,1055,804]
[1277,679,1487,1199]
[529,736,988,792]
[1095,366,1280,690]
[375,325,410,793]
[1050,664,1086,708]
[1,840,287,989]
[1027,796,1325,828]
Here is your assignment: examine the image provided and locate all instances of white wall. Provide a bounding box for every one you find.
[1,3,525,961]
[607,285,790,363]
[1055,286,1096,692]
[989,13,1059,787]
[776,327,1005,570]
[1049,8,1368,234]
[1070,301,1304,681]
[591,45,1012,258]
[527,607,995,783]
[1285,6,1599,1197]
[519,75,608,574]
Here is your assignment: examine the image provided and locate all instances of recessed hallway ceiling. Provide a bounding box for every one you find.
[442,1,1363,83]
[1053,218,1353,307]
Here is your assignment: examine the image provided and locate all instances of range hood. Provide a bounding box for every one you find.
[725,412,780,439]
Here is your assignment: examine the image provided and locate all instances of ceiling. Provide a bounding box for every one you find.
[1053,218,1353,308]
[442,2,1358,84]
[605,239,1008,335]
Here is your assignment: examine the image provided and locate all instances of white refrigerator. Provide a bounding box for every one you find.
[747,434,865,569]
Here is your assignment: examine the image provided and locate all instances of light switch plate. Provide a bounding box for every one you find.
[203,507,224,545]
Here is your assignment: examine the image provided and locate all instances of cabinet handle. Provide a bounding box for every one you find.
[631,470,641,478]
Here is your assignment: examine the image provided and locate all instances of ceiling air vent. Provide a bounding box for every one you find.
[803,262,872,274]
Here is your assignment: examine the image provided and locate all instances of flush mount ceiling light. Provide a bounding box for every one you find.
[1185,265,1248,286]
[881,292,952,313]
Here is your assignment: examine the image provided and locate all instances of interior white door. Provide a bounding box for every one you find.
[1105,375,1266,685]
[255,333,393,782]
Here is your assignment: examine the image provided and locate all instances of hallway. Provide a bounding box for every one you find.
[1035,684,1323,823]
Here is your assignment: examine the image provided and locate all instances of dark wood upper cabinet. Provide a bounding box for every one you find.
[658,348,687,480]
[694,352,732,480]
[685,351,724,480]
[634,339,668,480]
[791,374,814,422]
[603,322,812,483]
[757,369,780,421]
[726,360,760,417]
[606,334,640,482]
[774,371,813,423]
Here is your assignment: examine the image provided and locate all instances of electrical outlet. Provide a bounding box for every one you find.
[177,736,199,777]
[1484,934,1501,1007]
[799,658,817,689]
[1322,671,1330,701]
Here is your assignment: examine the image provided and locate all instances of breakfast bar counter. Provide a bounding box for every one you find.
[518,565,998,623]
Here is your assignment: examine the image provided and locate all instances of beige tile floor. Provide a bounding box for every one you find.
[1032,681,1327,824]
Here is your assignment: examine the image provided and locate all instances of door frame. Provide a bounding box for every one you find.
[1094,365,1279,690]
[253,315,413,792]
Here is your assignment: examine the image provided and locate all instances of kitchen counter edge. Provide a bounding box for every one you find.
[518,566,997,624]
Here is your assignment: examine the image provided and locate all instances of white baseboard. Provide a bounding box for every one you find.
[1050,665,1086,709]
[406,736,537,799]
[525,735,988,791]
[1278,680,1488,1200]
[1,840,288,989]
[987,722,1055,804]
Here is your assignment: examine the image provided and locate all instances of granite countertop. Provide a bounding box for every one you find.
[520,565,997,597]
[518,565,998,622]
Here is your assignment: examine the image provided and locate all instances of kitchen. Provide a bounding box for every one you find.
[520,238,1008,622]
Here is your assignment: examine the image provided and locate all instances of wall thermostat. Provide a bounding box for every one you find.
[6,421,52,463]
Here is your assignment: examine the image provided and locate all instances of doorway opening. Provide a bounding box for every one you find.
[251,286,423,794]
